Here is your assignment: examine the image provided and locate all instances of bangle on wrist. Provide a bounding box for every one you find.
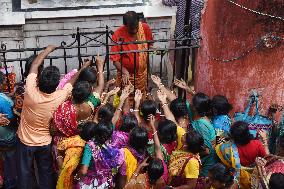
[162,103,168,108]
[158,84,164,89]
[118,108,123,112]
[56,156,63,160]
[97,71,105,74]
[152,131,157,136]
[133,172,138,177]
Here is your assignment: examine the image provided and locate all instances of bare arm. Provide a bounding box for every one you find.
[151,75,177,102]
[134,90,143,124]
[93,56,105,96]
[157,90,178,124]
[112,87,130,125]
[29,45,56,75]
[149,115,163,160]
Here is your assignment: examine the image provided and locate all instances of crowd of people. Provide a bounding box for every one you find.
[0,45,283,189]
[0,5,284,189]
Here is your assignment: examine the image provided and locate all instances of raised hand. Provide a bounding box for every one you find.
[148,114,155,129]
[106,78,116,87]
[151,75,162,87]
[96,53,105,72]
[107,87,120,97]
[173,78,188,90]
[134,89,142,106]
[122,71,130,86]
[81,58,92,69]
[120,87,131,102]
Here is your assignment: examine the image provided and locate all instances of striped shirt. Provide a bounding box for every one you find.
[163,0,205,39]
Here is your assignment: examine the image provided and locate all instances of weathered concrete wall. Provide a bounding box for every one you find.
[196,0,284,114]
[0,16,172,81]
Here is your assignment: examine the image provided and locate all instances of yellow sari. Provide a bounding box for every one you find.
[56,135,86,189]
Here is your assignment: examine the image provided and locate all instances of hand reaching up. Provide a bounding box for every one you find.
[151,75,162,87]
[107,87,120,97]
[173,78,188,90]
[134,89,142,108]
[96,53,105,72]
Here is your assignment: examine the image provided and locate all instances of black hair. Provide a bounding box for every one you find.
[129,127,148,154]
[148,158,164,185]
[119,114,138,133]
[279,134,284,150]
[123,11,139,27]
[230,121,253,145]
[24,55,44,78]
[94,121,113,145]
[186,129,204,154]
[170,98,188,119]
[78,67,97,86]
[79,122,97,141]
[158,119,177,144]
[140,100,157,121]
[269,173,284,189]
[211,95,233,116]
[0,72,5,85]
[38,66,60,94]
[72,81,92,104]
[209,163,235,187]
[98,103,115,123]
[192,92,211,117]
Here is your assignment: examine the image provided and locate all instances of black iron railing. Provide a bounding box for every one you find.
[0,26,199,93]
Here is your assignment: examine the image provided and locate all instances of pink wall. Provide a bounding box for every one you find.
[195,0,284,114]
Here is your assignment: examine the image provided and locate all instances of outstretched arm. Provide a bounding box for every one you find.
[149,115,163,160]
[151,75,177,102]
[157,90,177,124]
[29,45,56,75]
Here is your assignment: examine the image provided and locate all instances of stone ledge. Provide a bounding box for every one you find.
[0,12,25,25]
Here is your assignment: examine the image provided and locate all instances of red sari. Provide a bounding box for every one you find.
[111,22,153,95]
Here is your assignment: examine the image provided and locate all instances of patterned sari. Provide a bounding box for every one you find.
[116,22,149,96]
[56,135,86,189]
[168,151,200,187]
[76,140,124,189]
[251,155,284,189]
[216,142,254,189]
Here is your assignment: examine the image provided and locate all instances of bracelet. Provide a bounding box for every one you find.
[56,156,63,160]
[133,172,138,177]
[74,174,80,181]
[158,84,164,89]
[97,71,105,74]
[133,109,139,112]
[118,108,123,112]
[162,103,168,108]
[152,131,157,136]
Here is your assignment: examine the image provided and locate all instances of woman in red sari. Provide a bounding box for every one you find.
[111,11,153,97]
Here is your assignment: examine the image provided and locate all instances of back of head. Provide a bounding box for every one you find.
[192,92,211,117]
[98,103,115,123]
[79,121,97,141]
[269,173,284,189]
[94,121,113,145]
[78,67,97,86]
[186,129,204,154]
[140,100,157,121]
[38,66,60,94]
[123,11,139,27]
[129,127,148,154]
[120,114,138,133]
[72,81,92,104]
[24,55,43,78]
[170,98,188,120]
[230,121,253,145]
[209,163,235,188]
[148,158,164,185]
[211,95,232,116]
[158,119,177,144]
